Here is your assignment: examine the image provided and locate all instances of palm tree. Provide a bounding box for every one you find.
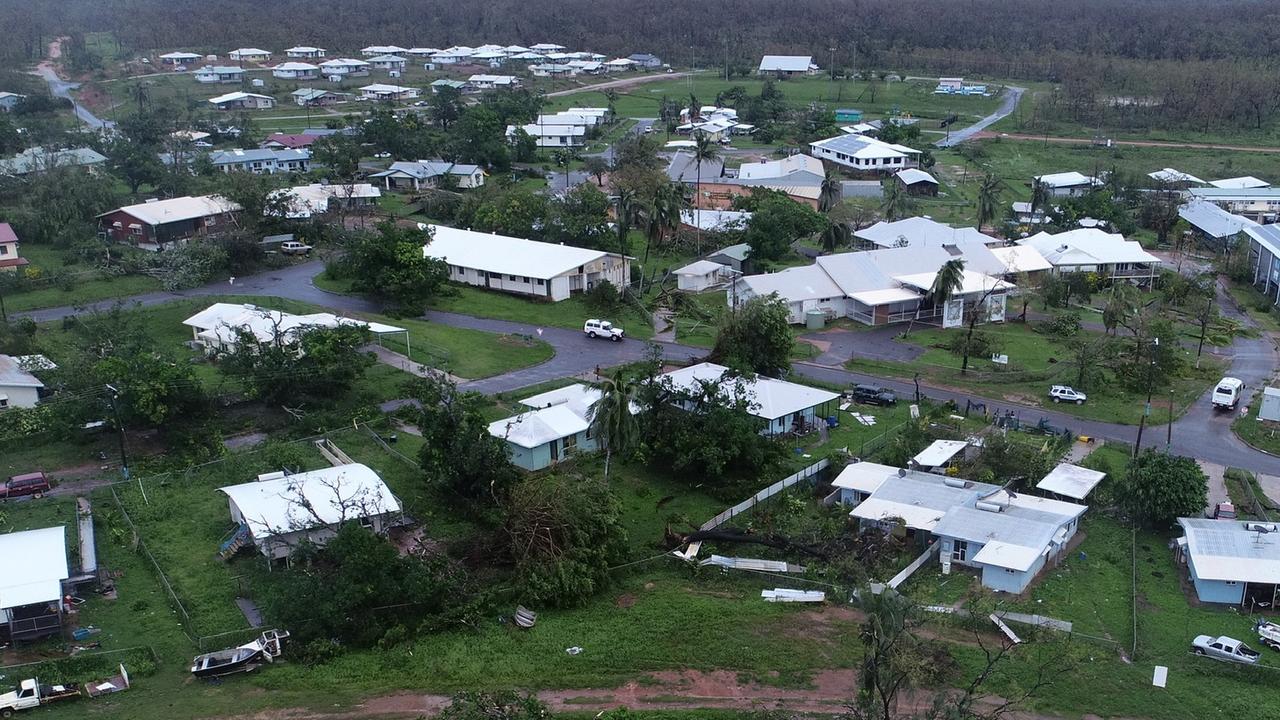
[603,89,619,120]
[1029,178,1049,216]
[614,187,641,260]
[923,258,966,330]
[644,181,686,266]
[881,179,913,221]
[819,164,843,213]
[1102,281,1139,336]
[976,172,1004,230]
[691,133,720,253]
[588,370,640,480]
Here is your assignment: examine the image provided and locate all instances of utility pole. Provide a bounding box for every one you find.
[829,45,837,86]
[106,384,145,503]
[1132,337,1158,457]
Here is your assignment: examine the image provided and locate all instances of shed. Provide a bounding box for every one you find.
[675,259,736,292]
[1036,463,1106,500]
[707,243,752,273]
[0,527,69,641]
[895,168,938,196]
[834,108,863,122]
[1260,386,1280,422]
[911,439,971,472]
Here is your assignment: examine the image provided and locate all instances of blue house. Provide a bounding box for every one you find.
[842,466,1087,594]
[487,383,614,471]
[1176,518,1280,609]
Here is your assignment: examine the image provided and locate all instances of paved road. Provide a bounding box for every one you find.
[545,72,694,98]
[21,263,1280,474]
[935,84,1025,148]
[34,39,114,130]
[971,131,1280,154]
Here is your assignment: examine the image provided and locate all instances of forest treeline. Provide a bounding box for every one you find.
[5,0,1280,133]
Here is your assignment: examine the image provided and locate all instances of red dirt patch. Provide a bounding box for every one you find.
[615,593,637,608]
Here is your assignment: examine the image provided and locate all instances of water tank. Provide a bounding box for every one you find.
[805,309,826,330]
[251,78,264,87]
[976,501,1005,513]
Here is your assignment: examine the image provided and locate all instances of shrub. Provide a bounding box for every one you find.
[1039,312,1081,339]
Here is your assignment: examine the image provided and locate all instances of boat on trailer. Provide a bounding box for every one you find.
[190,629,289,678]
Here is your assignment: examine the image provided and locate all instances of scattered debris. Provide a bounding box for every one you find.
[989,613,1022,644]
[698,555,806,573]
[1152,665,1168,688]
[565,646,583,655]
[514,606,538,629]
[762,588,825,603]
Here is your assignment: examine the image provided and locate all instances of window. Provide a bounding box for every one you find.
[951,540,968,562]
[563,433,578,450]
[0,398,8,409]
[0,245,7,255]
[536,279,545,286]
[1005,569,1015,574]
[1226,580,1239,586]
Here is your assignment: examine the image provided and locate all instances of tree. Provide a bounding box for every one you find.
[713,294,793,376]
[819,164,843,213]
[94,350,209,429]
[1119,450,1208,528]
[741,190,826,261]
[1101,281,1140,335]
[582,155,610,186]
[588,370,639,479]
[880,179,914,221]
[449,105,510,169]
[342,223,449,314]
[642,180,686,266]
[217,323,376,406]
[438,692,548,720]
[613,186,640,259]
[413,374,518,501]
[1029,178,1050,217]
[691,133,720,250]
[853,590,931,720]
[502,473,629,606]
[107,137,164,197]
[976,172,1003,230]
[428,85,464,130]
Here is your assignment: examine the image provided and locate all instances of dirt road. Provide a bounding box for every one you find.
[546,71,694,97]
[973,130,1280,154]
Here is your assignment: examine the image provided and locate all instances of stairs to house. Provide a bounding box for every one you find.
[218,523,252,560]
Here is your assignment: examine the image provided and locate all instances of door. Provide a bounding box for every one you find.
[943,299,964,328]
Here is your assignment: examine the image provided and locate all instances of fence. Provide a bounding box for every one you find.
[698,458,832,533]
[109,484,198,645]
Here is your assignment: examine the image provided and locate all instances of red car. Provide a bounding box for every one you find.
[1,472,51,499]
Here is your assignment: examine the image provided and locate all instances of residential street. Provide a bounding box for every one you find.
[933,84,1024,147]
[19,263,1280,474]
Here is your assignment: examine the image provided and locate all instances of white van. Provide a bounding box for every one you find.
[1212,377,1245,410]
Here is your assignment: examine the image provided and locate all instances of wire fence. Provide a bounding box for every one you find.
[108,484,199,646]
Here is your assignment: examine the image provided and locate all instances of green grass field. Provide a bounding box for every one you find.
[2,245,164,314]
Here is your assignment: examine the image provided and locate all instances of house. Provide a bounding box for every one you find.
[1261,386,1280,422]
[183,302,404,353]
[987,244,1053,279]
[367,54,408,72]
[1178,200,1259,246]
[0,92,26,112]
[1187,186,1280,222]
[269,183,381,219]
[0,146,107,176]
[0,527,69,640]
[936,77,964,91]
[675,260,738,292]
[854,217,997,250]
[730,238,1016,326]
[660,362,840,435]
[0,223,29,273]
[369,160,485,190]
[285,46,326,59]
[318,58,370,77]
[1010,201,1048,225]
[360,45,408,57]
[1175,518,1280,608]
[508,51,547,62]
[358,84,419,101]
[209,148,310,174]
[680,209,752,233]
[679,153,826,210]
[503,45,533,56]
[227,48,271,63]
[665,151,726,186]
[471,51,508,66]
[220,464,402,561]
[895,168,938,196]
[422,225,631,302]
[830,461,905,505]
[260,132,323,150]
[567,60,605,75]
[1148,168,1205,187]
[1209,176,1270,190]
[406,47,442,59]
[271,62,320,79]
[97,195,241,251]
[529,43,566,52]
[290,88,348,106]
[809,133,920,174]
[708,243,753,273]
[603,58,634,72]
[467,74,519,90]
[159,51,203,66]
[507,123,585,148]
[488,384,608,470]
[0,354,44,409]
[430,47,474,64]
[758,55,818,77]
[1241,225,1280,304]
[834,108,864,123]
[207,91,275,110]
[529,63,574,77]
[193,65,245,83]
[1019,228,1161,282]
[628,53,663,69]
[431,79,472,94]
[536,111,604,128]
[1033,172,1102,198]
[1035,462,1106,501]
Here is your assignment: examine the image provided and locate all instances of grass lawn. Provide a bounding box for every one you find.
[3,245,163,313]
[846,322,1222,426]
[1223,278,1280,335]
[1232,399,1280,459]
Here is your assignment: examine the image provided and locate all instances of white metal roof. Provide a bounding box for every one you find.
[270,183,381,219]
[850,498,950,532]
[182,302,402,346]
[847,287,921,305]
[272,62,320,71]
[675,259,733,277]
[1020,229,1161,267]
[320,58,370,68]
[1178,518,1280,584]
[1148,168,1205,185]
[286,46,325,53]
[208,91,273,104]
[1034,171,1101,188]
[895,168,937,185]
[811,133,919,160]
[912,439,969,467]
[221,464,400,539]
[360,84,416,94]
[1035,463,1106,500]
[488,404,590,449]
[104,195,240,226]
[519,383,605,417]
[367,54,408,62]
[679,209,752,232]
[738,264,844,303]
[854,217,993,249]
[160,51,202,59]
[422,225,623,280]
[850,473,1001,532]
[971,539,1044,572]
[0,527,68,610]
[758,55,814,72]
[1178,200,1259,239]
[894,270,1012,296]
[661,362,839,421]
[738,154,824,180]
[229,48,271,56]
[989,245,1053,274]
[0,354,44,389]
[1209,176,1270,189]
[361,45,409,54]
[831,462,900,494]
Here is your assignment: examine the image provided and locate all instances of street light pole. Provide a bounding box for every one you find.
[105,384,129,480]
[1132,337,1158,457]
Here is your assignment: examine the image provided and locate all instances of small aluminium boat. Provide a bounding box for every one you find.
[190,629,289,678]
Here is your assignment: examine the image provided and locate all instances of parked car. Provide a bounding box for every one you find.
[1209,502,1237,520]
[850,384,896,406]
[0,472,51,500]
[373,151,392,158]
[583,319,624,341]
[1049,385,1087,404]
[1212,377,1245,410]
[1256,619,1280,651]
[279,241,313,256]
[1190,635,1260,664]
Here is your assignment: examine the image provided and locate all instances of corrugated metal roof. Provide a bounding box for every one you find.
[661,362,839,421]
[1035,463,1106,500]
[0,527,69,609]
[220,464,399,539]
[1178,518,1280,584]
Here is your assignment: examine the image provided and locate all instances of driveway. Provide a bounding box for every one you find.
[797,325,925,366]
[934,84,1025,148]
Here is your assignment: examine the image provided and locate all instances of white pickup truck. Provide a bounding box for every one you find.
[0,678,81,716]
